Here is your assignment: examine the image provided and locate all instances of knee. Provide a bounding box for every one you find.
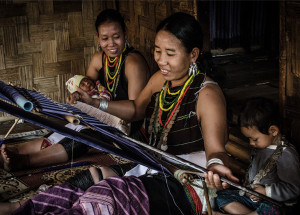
[99,166,118,179]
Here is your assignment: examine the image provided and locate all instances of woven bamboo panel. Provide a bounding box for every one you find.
[68,12,83,38]
[41,40,57,63]
[119,0,197,73]
[3,26,17,57]
[0,45,4,70]
[0,0,199,119]
[0,67,20,83]
[29,24,55,42]
[26,2,39,25]
[279,1,300,150]
[16,16,29,43]
[84,46,96,72]
[19,65,33,89]
[44,61,70,77]
[17,42,41,55]
[38,0,54,15]
[32,52,43,78]
[55,22,70,51]
[5,54,32,68]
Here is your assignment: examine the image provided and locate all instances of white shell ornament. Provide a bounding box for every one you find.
[161,144,168,151]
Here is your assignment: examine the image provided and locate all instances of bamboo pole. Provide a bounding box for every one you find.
[0,118,20,146]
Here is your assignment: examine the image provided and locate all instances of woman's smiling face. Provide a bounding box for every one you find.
[154,30,193,86]
[97,21,126,58]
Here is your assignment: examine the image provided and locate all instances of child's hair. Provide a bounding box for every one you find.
[238,97,280,135]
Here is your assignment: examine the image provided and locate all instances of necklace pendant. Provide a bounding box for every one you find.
[161,144,168,151]
[239,190,245,196]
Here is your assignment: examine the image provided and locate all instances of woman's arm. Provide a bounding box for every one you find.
[86,52,103,81]
[196,82,228,161]
[125,52,150,100]
[104,71,164,121]
[196,80,239,189]
[71,71,164,122]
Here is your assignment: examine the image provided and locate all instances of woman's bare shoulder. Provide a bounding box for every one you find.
[146,71,165,94]
[125,52,148,68]
[196,81,226,118]
[89,51,103,68]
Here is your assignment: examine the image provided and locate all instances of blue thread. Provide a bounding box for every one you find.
[160,163,184,215]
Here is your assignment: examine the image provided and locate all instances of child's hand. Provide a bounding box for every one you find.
[248,184,266,202]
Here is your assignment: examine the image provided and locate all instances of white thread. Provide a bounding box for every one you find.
[160,164,184,215]
[70,139,74,176]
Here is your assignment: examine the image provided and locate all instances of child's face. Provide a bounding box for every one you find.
[79,78,95,92]
[241,126,275,149]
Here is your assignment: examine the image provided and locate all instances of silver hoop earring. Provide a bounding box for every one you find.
[98,43,102,51]
[188,62,198,77]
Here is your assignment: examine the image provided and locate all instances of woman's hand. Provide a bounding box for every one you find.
[67,87,99,107]
[67,92,81,104]
[204,164,239,190]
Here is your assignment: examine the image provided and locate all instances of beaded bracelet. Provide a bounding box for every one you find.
[98,99,108,112]
[206,158,224,168]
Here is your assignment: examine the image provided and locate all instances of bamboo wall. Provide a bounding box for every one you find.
[0,0,198,119]
[279,1,300,151]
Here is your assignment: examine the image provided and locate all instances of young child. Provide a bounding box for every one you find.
[66,75,111,101]
[214,97,300,215]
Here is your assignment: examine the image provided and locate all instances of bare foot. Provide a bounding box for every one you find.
[0,146,18,168]
[0,202,20,215]
[1,144,29,171]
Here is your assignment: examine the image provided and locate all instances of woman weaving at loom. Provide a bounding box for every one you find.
[0,12,239,215]
[0,9,149,171]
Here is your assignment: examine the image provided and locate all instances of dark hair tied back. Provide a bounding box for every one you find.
[95,9,126,35]
[156,12,225,83]
[156,12,203,53]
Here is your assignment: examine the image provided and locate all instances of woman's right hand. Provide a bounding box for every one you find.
[204,164,239,190]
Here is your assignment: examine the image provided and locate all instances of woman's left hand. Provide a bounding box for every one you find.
[204,164,239,190]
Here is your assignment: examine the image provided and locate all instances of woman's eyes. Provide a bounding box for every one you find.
[101,36,120,41]
[154,50,175,56]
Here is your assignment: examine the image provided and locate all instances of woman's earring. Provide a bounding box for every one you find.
[188,62,198,77]
[98,43,102,51]
[125,40,131,48]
